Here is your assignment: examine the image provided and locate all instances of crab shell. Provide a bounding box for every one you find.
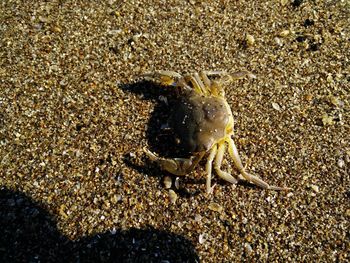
[170,90,233,154]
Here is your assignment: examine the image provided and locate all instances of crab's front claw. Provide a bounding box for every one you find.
[143,71,182,86]
[143,147,202,176]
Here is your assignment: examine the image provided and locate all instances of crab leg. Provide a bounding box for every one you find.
[144,71,182,86]
[184,74,204,94]
[202,70,228,76]
[199,71,211,87]
[214,141,239,185]
[199,71,222,97]
[193,72,209,95]
[144,147,205,176]
[229,71,256,80]
[227,137,291,190]
[205,144,217,194]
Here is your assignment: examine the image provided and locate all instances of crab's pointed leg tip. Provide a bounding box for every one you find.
[269,186,292,191]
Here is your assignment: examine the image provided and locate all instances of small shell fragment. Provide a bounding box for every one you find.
[163,176,172,189]
[194,214,202,222]
[328,96,341,107]
[199,233,207,244]
[287,192,294,198]
[174,177,180,189]
[322,114,334,126]
[310,184,319,193]
[274,37,283,46]
[279,30,290,37]
[337,159,345,168]
[246,34,255,46]
[244,243,253,255]
[272,102,281,111]
[168,190,178,204]
[208,202,223,213]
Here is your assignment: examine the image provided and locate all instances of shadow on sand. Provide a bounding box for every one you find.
[0,187,199,263]
[121,81,183,159]
[121,81,209,196]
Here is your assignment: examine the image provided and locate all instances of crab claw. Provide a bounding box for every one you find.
[143,147,205,176]
[144,71,182,86]
[143,147,192,176]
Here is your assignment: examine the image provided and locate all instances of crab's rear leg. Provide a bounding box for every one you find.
[144,147,205,176]
[214,141,239,185]
[205,145,217,194]
[227,137,291,191]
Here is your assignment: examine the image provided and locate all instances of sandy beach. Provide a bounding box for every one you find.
[1,0,349,262]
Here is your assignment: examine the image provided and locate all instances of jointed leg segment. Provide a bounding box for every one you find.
[226,137,291,191]
[214,142,239,185]
[205,145,217,194]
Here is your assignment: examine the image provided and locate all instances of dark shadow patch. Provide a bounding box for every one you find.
[0,187,200,263]
[120,81,207,193]
[120,81,184,159]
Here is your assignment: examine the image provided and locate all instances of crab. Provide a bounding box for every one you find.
[143,70,290,194]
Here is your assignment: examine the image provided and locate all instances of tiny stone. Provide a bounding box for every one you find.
[287,192,294,198]
[208,202,223,213]
[326,74,333,83]
[305,94,313,102]
[246,34,255,46]
[279,30,290,37]
[174,177,180,189]
[195,214,202,222]
[337,159,345,168]
[274,37,283,46]
[125,134,132,140]
[310,184,319,193]
[199,233,207,244]
[322,114,334,126]
[244,243,253,255]
[168,190,178,204]
[346,209,350,217]
[272,102,281,111]
[163,176,172,189]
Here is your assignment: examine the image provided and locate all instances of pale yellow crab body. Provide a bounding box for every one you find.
[144,70,290,193]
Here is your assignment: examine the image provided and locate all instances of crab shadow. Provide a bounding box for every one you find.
[121,81,183,158]
[121,81,207,195]
[120,81,258,192]
[0,187,199,263]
